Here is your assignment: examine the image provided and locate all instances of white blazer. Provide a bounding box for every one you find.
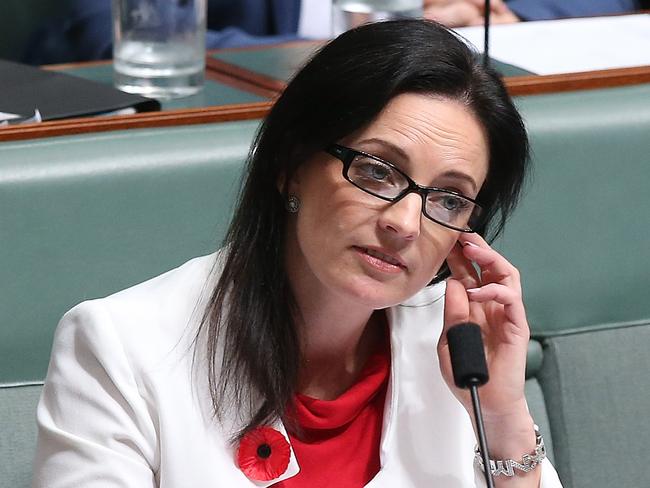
[33,254,563,487]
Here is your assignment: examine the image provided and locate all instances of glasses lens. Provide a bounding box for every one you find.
[425,191,479,231]
[347,154,408,198]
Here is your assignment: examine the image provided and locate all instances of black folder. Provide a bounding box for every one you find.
[0,59,161,122]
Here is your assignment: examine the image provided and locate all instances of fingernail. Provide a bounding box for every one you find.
[463,241,480,248]
[467,288,481,293]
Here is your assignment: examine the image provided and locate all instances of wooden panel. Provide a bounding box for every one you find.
[207,56,287,93]
[505,65,650,96]
[0,102,272,142]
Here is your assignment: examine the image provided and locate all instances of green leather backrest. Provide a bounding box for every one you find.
[0,121,259,384]
[538,321,650,488]
[525,339,555,464]
[497,83,650,334]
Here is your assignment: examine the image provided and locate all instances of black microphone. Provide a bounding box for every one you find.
[447,323,494,488]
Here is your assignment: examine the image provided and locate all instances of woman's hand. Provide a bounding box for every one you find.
[423,0,520,27]
[437,233,540,475]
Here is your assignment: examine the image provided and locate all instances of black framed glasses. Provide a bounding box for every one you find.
[326,144,483,233]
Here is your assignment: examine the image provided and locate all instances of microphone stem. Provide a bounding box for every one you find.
[470,383,495,488]
[484,0,491,67]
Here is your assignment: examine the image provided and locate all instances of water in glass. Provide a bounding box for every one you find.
[332,0,423,35]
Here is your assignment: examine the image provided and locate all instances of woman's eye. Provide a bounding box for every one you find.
[442,196,462,210]
[357,161,392,182]
[430,194,470,213]
[369,164,390,180]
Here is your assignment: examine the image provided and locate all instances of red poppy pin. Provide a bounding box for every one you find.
[237,426,291,481]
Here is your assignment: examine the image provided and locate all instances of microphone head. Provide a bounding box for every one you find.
[446,323,489,388]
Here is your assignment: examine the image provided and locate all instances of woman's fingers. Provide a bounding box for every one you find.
[443,278,471,332]
[446,234,528,334]
[458,234,521,289]
[446,234,529,331]
[467,283,528,336]
[446,242,480,288]
[467,282,518,304]
[467,283,524,317]
[424,3,483,27]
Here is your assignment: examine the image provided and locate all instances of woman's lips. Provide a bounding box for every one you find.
[354,246,407,273]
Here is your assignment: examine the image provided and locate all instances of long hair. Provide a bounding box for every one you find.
[197,19,529,438]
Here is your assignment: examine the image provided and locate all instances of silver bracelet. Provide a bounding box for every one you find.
[474,425,546,477]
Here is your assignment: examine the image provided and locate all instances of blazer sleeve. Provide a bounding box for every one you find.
[32,301,158,488]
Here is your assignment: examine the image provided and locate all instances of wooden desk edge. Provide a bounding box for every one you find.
[205,40,323,93]
[506,65,650,96]
[207,47,650,97]
[206,57,287,93]
[5,54,650,142]
[0,102,272,142]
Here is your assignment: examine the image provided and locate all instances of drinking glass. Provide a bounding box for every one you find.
[332,0,423,36]
[112,0,207,99]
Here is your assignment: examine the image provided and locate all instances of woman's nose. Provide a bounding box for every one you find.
[378,193,422,240]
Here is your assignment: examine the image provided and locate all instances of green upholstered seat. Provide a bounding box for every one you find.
[525,340,555,464]
[0,120,259,384]
[0,121,259,488]
[500,83,650,487]
[538,321,650,488]
[497,83,650,334]
[0,383,42,488]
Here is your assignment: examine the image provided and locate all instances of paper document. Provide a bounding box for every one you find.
[0,60,160,122]
[454,14,650,75]
[1,112,22,122]
[0,109,42,127]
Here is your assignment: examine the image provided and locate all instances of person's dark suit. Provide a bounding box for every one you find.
[507,0,642,21]
[23,0,301,65]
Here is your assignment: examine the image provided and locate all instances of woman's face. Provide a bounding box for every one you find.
[285,93,489,310]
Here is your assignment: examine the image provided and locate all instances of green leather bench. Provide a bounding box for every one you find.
[498,83,650,334]
[1,120,259,384]
[2,82,650,488]
[537,321,650,487]
[496,82,650,488]
[0,120,258,487]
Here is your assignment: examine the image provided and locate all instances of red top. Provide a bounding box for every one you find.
[277,340,391,487]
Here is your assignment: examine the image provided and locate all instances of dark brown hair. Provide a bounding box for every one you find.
[197,19,529,438]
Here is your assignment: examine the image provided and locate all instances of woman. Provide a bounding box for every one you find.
[33,20,563,488]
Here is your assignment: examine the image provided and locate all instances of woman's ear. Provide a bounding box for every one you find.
[276,173,287,195]
[278,168,302,197]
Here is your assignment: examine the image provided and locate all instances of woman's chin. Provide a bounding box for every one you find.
[333,275,421,310]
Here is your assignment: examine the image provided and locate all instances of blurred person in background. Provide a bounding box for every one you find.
[23,0,645,65]
[423,0,646,27]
